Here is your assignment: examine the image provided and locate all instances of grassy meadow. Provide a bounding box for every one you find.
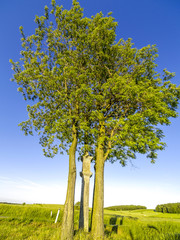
[0,203,180,239]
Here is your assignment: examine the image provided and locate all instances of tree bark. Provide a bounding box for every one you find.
[91,143,105,239]
[61,125,77,240]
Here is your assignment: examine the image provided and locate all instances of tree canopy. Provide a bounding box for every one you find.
[10,0,93,157]
[10,0,180,238]
[77,15,180,165]
[10,0,180,163]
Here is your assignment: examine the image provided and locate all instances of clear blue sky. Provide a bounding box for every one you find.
[0,0,180,209]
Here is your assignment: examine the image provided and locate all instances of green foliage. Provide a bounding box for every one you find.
[10,0,180,163]
[155,203,180,213]
[75,201,80,207]
[105,205,147,211]
[10,0,94,157]
[74,201,80,210]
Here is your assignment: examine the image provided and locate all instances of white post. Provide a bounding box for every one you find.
[79,153,93,232]
[55,209,60,223]
[50,210,53,217]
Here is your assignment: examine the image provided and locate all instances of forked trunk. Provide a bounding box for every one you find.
[61,125,77,240]
[91,144,105,239]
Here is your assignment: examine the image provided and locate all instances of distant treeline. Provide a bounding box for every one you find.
[155,203,180,213]
[105,205,147,211]
[0,202,22,205]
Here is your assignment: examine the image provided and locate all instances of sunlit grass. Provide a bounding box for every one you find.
[0,203,180,239]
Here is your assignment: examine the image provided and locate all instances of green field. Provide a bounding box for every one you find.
[0,203,180,239]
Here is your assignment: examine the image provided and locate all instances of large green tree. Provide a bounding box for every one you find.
[11,1,180,239]
[74,13,180,239]
[80,12,180,239]
[10,1,92,239]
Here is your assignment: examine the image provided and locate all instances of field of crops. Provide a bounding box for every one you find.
[0,203,180,239]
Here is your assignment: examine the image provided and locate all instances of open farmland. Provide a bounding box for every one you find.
[0,203,180,239]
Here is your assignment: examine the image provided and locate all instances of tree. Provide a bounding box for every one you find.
[78,12,180,239]
[10,1,93,239]
[11,1,180,239]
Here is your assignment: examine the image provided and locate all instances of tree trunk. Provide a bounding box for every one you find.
[61,125,77,240]
[90,164,96,230]
[91,143,105,239]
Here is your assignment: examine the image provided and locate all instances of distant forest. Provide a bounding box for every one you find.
[105,205,147,211]
[155,203,180,213]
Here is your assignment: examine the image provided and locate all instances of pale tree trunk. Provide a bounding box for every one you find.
[61,125,77,240]
[91,142,105,239]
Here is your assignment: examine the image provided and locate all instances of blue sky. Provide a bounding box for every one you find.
[0,0,180,209]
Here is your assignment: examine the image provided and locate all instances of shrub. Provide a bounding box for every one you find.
[74,201,80,210]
